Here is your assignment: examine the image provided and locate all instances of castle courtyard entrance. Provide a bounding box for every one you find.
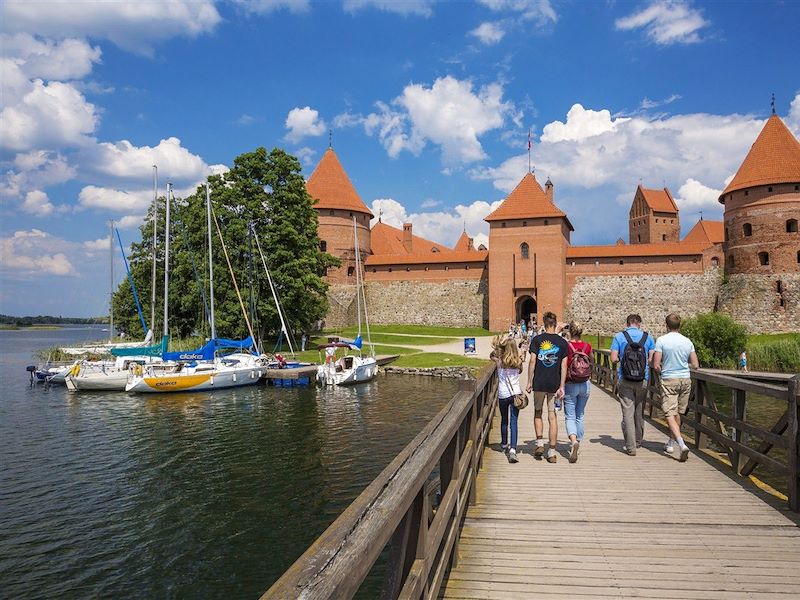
[515,295,537,327]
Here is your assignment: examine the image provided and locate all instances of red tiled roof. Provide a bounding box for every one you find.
[683,220,724,244]
[306,148,373,216]
[367,221,487,265]
[640,186,678,213]
[567,241,712,259]
[485,173,571,227]
[453,231,475,252]
[721,114,800,199]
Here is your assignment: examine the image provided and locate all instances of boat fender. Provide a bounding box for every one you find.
[132,363,143,376]
[70,364,81,377]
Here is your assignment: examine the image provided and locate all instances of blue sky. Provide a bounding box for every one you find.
[1,0,799,317]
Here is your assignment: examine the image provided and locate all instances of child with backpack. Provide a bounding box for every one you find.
[563,321,592,463]
[491,335,525,463]
[610,314,655,456]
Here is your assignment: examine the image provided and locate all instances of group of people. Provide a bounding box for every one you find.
[491,311,698,465]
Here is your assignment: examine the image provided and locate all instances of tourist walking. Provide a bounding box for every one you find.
[492,335,524,463]
[653,313,699,462]
[610,314,655,456]
[564,321,592,463]
[739,350,748,372]
[526,311,569,463]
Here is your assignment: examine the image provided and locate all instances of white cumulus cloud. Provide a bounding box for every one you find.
[615,0,709,45]
[675,178,723,215]
[285,106,328,143]
[0,229,77,277]
[470,21,506,45]
[0,33,102,81]
[78,186,153,213]
[0,0,221,55]
[364,76,518,165]
[21,190,56,216]
[540,104,628,143]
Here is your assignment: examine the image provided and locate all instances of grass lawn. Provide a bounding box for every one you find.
[331,324,494,337]
[392,352,490,369]
[747,332,800,344]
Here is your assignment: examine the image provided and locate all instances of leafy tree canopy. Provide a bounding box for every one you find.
[680,312,747,369]
[112,147,339,346]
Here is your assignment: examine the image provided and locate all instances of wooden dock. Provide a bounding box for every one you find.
[441,382,800,599]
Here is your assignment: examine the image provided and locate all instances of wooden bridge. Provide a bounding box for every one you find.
[263,359,800,599]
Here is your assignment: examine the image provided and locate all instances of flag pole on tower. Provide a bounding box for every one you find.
[527,128,532,174]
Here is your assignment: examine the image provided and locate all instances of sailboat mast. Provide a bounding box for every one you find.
[353,217,362,339]
[163,183,171,338]
[109,219,114,343]
[151,165,158,337]
[206,183,216,340]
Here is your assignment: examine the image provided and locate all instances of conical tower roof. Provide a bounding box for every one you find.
[485,172,572,229]
[720,114,800,200]
[307,148,373,217]
[453,231,474,252]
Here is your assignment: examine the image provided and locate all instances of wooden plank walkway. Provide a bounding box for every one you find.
[441,382,800,599]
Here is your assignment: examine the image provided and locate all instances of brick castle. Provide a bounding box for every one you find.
[308,113,800,334]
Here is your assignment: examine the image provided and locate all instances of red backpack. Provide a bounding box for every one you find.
[567,342,592,383]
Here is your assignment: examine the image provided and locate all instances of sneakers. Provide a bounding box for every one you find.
[534,443,545,460]
[679,446,689,462]
[622,445,636,456]
[664,441,675,454]
[501,443,509,453]
[507,448,519,463]
[546,449,558,463]
[569,441,580,463]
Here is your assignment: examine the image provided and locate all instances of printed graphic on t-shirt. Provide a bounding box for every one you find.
[537,340,561,368]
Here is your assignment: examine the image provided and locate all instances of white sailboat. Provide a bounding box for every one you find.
[317,217,377,386]
[126,183,264,393]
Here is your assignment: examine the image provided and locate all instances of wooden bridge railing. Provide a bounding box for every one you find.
[591,348,800,512]
[261,364,498,600]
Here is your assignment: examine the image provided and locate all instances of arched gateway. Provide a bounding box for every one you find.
[515,295,537,326]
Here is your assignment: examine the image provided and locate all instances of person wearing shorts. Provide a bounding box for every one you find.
[526,311,568,463]
[653,313,699,463]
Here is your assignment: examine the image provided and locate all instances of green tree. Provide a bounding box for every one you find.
[112,147,338,345]
[680,312,747,369]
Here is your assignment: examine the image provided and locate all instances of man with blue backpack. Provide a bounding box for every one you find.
[610,314,655,456]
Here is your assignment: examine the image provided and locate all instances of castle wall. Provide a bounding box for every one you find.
[565,268,722,336]
[318,209,372,284]
[717,273,800,333]
[324,278,489,329]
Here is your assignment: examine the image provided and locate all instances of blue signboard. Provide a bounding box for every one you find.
[464,337,477,355]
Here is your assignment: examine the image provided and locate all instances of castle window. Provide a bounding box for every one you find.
[320,240,327,252]
[797,250,800,263]
[329,210,334,215]
[520,242,530,259]
[571,261,575,266]
[372,268,376,273]
[725,228,729,241]
[669,259,673,265]
[523,221,527,226]
[745,190,749,196]
[644,259,649,265]
[388,267,392,272]
[787,219,798,233]
[637,234,641,242]
[444,265,449,271]
[671,220,674,224]
[795,185,799,191]
[349,212,353,217]
[743,223,752,237]
[544,219,549,225]
[424,266,429,271]
[655,219,659,223]
[619,260,624,265]
[777,280,783,293]
[347,266,355,277]
[729,254,735,268]
[711,257,719,267]
[594,261,599,267]
[406,266,410,271]
[431,247,440,253]
[692,258,698,263]
[768,187,773,192]
[465,265,470,270]
[758,252,769,266]
[662,234,666,241]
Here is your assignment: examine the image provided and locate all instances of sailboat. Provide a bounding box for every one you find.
[125,183,264,393]
[317,217,377,386]
[66,176,167,391]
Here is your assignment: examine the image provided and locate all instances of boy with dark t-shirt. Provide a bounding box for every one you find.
[526,311,569,463]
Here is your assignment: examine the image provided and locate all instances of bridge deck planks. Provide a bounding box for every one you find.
[440,382,800,599]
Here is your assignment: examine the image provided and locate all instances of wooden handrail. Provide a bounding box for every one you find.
[261,363,499,599]
[590,351,800,512]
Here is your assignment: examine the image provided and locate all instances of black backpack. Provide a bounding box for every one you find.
[621,330,648,381]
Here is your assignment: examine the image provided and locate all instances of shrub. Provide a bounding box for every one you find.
[680,313,747,369]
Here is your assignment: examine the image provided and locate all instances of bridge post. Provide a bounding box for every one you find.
[731,388,747,474]
[694,379,707,450]
[788,375,799,512]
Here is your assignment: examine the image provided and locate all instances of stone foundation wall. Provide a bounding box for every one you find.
[325,278,489,329]
[717,273,800,333]
[565,269,722,336]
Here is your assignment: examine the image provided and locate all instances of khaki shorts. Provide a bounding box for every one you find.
[533,391,558,413]
[660,378,692,417]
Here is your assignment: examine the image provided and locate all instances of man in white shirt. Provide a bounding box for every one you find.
[653,313,699,462]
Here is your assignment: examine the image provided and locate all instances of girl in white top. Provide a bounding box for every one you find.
[491,335,524,463]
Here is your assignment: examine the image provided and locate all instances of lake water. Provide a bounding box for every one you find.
[0,327,458,598]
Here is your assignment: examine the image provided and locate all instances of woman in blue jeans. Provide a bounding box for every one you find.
[564,321,592,463]
[491,335,524,464]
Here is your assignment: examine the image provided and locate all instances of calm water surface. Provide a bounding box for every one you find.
[0,327,458,598]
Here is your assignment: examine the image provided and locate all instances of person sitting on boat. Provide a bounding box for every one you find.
[325,345,336,364]
[275,353,288,369]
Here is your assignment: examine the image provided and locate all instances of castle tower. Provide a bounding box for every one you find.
[306,148,373,284]
[719,114,800,275]
[485,173,573,330]
[628,185,680,244]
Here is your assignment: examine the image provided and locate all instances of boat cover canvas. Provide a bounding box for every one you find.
[111,335,168,357]
[161,336,255,362]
